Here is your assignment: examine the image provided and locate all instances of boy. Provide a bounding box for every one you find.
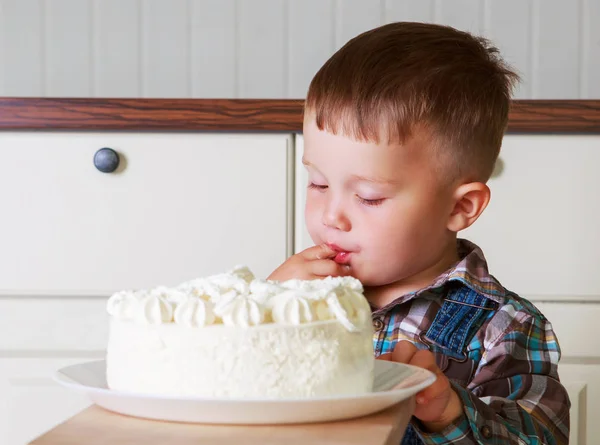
[269,22,570,444]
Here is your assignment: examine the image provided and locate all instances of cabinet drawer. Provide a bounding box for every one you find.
[463,135,600,298]
[0,298,107,351]
[0,358,100,445]
[296,134,600,300]
[0,132,291,295]
[532,302,600,358]
[559,364,600,444]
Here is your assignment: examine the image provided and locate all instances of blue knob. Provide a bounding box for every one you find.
[94,148,120,173]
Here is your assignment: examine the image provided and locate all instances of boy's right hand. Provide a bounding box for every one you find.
[267,244,352,282]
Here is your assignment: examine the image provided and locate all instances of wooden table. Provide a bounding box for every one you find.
[29,399,414,445]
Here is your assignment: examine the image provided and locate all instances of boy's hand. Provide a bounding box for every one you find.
[378,340,464,432]
[267,244,352,282]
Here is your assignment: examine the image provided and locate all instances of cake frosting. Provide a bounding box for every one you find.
[105,266,374,398]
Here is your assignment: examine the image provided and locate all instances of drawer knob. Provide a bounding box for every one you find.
[94,147,120,173]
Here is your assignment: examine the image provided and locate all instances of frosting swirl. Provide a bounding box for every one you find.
[151,286,189,305]
[107,290,146,320]
[134,294,174,325]
[174,298,216,327]
[249,279,284,305]
[215,290,264,327]
[178,266,254,303]
[270,290,314,325]
[316,286,371,332]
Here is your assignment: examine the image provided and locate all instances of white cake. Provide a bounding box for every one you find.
[105,266,374,399]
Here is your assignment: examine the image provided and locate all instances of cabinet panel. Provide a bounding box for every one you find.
[463,135,600,299]
[563,382,586,445]
[0,132,291,295]
[296,134,600,299]
[532,303,600,357]
[0,358,101,445]
[0,299,107,351]
[294,135,313,253]
[560,365,599,444]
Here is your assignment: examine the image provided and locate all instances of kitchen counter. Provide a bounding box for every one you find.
[28,401,414,445]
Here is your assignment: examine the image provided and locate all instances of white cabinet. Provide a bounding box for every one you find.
[0,131,293,445]
[0,299,108,352]
[0,358,102,445]
[293,135,314,253]
[0,298,106,445]
[562,369,595,445]
[463,135,600,300]
[0,132,292,294]
[533,302,599,444]
[295,134,600,299]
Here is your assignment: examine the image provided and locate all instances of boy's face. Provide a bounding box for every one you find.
[303,115,458,288]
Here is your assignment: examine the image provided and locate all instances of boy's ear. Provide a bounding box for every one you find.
[446,182,491,232]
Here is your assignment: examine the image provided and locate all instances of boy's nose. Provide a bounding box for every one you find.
[322,204,351,232]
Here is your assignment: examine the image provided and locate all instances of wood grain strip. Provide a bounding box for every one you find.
[508,100,600,133]
[0,98,305,131]
[0,98,599,133]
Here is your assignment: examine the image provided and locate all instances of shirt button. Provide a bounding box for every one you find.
[373,318,384,330]
[480,425,492,439]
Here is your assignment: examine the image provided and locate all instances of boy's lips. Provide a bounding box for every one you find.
[333,251,352,264]
[326,243,353,265]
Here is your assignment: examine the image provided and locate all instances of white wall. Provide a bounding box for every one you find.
[0,0,598,99]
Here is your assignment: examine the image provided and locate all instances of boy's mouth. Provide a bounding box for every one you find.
[327,243,353,265]
[333,251,351,264]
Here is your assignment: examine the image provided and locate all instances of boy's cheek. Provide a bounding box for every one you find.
[304,201,321,228]
[303,214,319,239]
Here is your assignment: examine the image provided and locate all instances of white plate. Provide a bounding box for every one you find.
[54,359,435,425]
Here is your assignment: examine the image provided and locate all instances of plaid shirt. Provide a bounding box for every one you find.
[372,239,570,444]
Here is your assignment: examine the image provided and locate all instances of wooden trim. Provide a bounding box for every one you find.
[0,98,304,131]
[507,100,600,133]
[0,98,599,133]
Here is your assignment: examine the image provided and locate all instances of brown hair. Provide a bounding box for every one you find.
[305,22,519,182]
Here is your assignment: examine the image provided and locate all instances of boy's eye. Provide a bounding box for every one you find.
[308,182,328,191]
[357,196,385,206]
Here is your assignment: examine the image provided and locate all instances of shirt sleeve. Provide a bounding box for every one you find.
[413,311,571,444]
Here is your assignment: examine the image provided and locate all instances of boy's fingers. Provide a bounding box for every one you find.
[376,353,392,361]
[409,349,438,372]
[311,259,352,277]
[417,377,449,404]
[410,350,448,400]
[301,244,336,260]
[391,340,418,364]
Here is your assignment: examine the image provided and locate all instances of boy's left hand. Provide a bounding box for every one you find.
[378,340,464,432]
